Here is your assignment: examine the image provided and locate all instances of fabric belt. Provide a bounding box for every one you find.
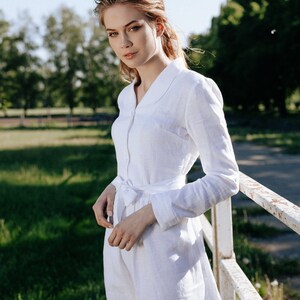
[112,175,186,226]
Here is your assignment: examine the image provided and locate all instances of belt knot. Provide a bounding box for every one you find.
[111,175,186,227]
[118,181,139,207]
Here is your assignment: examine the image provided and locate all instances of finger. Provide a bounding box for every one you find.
[125,239,135,251]
[98,215,114,228]
[118,238,128,249]
[112,232,123,247]
[108,229,117,246]
[93,204,113,228]
[108,227,124,247]
[106,195,115,218]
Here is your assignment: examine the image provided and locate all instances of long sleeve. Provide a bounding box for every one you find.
[150,77,239,231]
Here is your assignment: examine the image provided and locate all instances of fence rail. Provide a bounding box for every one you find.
[201,171,300,300]
[239,172,300,235]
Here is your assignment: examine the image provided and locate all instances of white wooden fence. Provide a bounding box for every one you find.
[201,171,300,300]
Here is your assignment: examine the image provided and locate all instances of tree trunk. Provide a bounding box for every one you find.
[275,89,287,117]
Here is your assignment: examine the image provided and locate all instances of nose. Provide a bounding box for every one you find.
[121,34,132,49]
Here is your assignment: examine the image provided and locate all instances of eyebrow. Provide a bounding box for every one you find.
[106,20,141,31]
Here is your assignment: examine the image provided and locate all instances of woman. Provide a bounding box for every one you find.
[92,1,239,299]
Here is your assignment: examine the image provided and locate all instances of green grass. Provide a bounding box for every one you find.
[0,127,116,300]
[226,111,300,155]
[1,117,299,299]
[231,208,300,299]
[230,128,300,155]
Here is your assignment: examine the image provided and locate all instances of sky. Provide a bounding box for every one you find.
[0,0,226,46]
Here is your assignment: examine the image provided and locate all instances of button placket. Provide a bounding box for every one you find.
[126,109,137,180]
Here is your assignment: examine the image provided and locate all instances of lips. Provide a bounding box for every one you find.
[124,52,137,59]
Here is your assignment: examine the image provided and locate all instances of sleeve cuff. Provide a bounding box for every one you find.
[110,176,119,188]
[150,193,179,231]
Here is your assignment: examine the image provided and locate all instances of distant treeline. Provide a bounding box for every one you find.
[0,7,124,116]
[0,0,299,116]
[189,0,300,116]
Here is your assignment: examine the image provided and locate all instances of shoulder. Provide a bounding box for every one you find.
[176,68,220,93]
[118,83,132,100]
[174,69,225,124]
[171,68,223,107]
[116,82,134,110]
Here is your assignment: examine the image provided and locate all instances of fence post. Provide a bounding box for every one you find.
[212,198,235,300]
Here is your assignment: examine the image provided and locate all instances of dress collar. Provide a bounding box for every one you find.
[127,58,186,110]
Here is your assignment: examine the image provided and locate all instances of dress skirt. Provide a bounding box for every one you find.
[103,179,222,300]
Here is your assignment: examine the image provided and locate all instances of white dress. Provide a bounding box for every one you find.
[103,58,239,300]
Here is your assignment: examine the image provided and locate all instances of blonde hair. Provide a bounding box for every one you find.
[94,0,187,82]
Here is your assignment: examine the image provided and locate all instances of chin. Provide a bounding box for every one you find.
[122,60,137,68]
[122,59,141,70]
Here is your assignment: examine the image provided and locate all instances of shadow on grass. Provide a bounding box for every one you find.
[0,143,115,178]
[0,226,106,299]
[0,143,116,299]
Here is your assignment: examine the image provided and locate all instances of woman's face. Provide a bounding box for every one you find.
[103,4,161,69]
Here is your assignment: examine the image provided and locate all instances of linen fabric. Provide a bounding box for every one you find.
[104,58,239,300]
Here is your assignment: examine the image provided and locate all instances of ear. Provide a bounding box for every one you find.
[155,18,164,37]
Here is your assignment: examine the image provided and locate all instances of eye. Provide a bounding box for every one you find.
[108,32,118,38]
[129,25,141,32]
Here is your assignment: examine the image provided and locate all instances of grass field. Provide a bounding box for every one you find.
[226,111,300,155]
[0,120,299,299]
[0,126,116,300]
[230,128,300,155]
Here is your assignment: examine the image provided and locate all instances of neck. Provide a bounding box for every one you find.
[136,54,171,93]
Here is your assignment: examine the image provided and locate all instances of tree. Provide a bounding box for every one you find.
[0,11,42,116]
[189,0,300,115]
[43,7,85,114]
[0,10,11,116]
[262,0,300,115]
[79,11,123,113]
[1,7,125,116]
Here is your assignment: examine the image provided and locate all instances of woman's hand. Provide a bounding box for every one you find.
[108,204,156,251]
[92,184,116,228]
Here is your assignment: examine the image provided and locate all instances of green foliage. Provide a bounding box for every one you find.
[43,8,85,113]
[189,0,300,116]
[43,7,123,114]
[233,211,300,298]
[0,127,116,299]
[78,12,125,113]
[0,7,123,114]
[220,2,245,26]
[0,12,42,115]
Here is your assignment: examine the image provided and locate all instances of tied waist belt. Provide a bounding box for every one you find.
[112,175,186,226]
